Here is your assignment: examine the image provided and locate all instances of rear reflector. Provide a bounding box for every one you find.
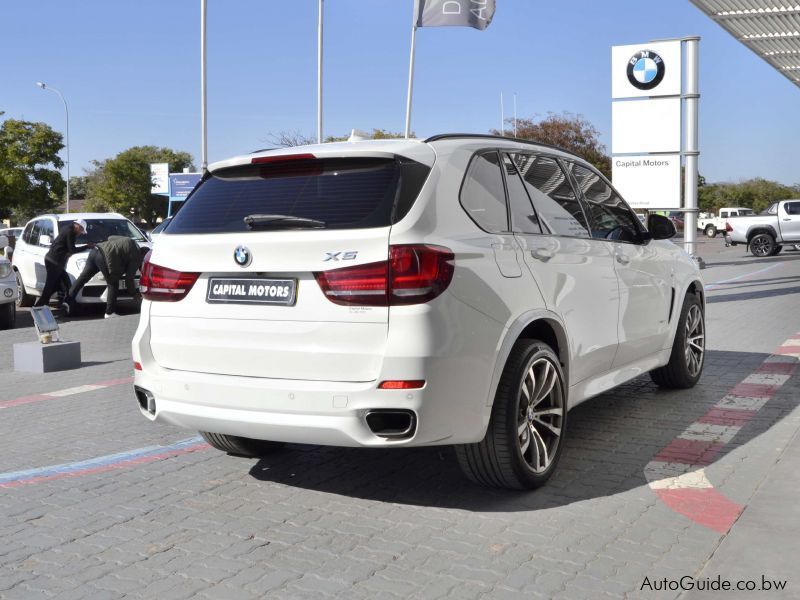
[315,244,454,307]
[134,362,142,371]
[139,251,200,302]
[378,380,425,390]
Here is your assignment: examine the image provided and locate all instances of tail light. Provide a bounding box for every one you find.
[725,221,733,233]
[315,244,454,306]
[140,251,200,302]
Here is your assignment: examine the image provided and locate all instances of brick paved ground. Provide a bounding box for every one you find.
[1,241,799,599]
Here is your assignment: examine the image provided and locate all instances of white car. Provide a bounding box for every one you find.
[133,135,705,489]
[0,237,17,329]
[13,213,151,307]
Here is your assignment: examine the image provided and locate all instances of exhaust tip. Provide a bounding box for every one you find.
[365,410,416,440]
[134,386,156,416]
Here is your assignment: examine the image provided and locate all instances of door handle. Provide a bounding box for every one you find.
[615,253,631,266]
[531,248,553,261]
[783,218,791,221]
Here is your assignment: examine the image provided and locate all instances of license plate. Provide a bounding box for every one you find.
[206,278,296,306]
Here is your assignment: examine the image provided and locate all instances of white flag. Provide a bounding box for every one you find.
[416,0,496,30]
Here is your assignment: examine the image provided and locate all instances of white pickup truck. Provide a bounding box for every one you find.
[697,207,754,238]
[727,199,800,257]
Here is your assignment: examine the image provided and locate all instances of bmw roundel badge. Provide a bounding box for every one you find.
[234,245,252,267]
[627,50,665,91]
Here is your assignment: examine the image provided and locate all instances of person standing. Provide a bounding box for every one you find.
[64,235,144,318]
[34,219,92,309]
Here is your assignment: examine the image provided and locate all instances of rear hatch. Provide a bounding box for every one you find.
[145,148,433,382]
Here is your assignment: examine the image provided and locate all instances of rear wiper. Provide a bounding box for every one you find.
[243,214,326,230]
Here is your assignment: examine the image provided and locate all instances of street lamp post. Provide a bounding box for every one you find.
[36,82,70,213]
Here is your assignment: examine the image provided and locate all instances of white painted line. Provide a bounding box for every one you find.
[646,464,713,490]
[679,422,741,444]
[742,373,791,387]
[715,395,770,411]
[44,385,105,398]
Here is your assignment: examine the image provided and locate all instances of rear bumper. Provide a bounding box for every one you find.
[131,300,500,448]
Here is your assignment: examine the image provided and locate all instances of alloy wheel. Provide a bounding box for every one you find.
[684,304,705,377]
[751,236,772,257]
[517,356,564,474]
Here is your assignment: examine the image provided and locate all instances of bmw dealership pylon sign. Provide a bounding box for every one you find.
[611,40,684,210]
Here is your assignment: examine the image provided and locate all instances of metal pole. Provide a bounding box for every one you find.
[37,84,70,212]
[513,93,517,137]
[200,0,208,173]
[683,37,700,260]
[500,92,504,135]
[404,27,418,138]
[317,0,324,144]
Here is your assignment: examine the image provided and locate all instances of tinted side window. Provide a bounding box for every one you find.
[720,211,728,218]
[784,202,800,216]
[22,222,35,244]
[502,154,541,234]
[460,151,509,233]
[509,153,589,237]
[570,163,640,243]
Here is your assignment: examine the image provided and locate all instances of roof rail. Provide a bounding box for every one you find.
[423,133,581,160]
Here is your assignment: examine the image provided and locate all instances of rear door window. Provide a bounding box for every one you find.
[509,153,590,238]
[784,202,800,216]
[460,150,509,233]
[502,154,542,234]
[168,157,429,234]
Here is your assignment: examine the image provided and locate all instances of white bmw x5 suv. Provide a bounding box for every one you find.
[132,134,705,489]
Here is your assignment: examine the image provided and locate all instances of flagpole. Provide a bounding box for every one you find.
[317,0,324,144]
[404,2,418,139]
[513,93,517,137]
[500,92,504,135]
[200,0,208,173]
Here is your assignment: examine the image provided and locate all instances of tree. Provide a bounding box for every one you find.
[491,112,611,178]
[69,175,88,200]
[0,115,65,223]
[698,178,800,215]
[85,146,194,226]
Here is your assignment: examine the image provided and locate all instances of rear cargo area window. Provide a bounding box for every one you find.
[167,157,429,234]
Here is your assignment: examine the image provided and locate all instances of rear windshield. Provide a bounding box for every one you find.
[167,157,430,234]
[62,219,147,244]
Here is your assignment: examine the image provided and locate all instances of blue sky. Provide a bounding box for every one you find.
[2,0,798,185]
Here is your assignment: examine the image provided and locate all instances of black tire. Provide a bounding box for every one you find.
[14,270,33,307]
[650,293,705,389]
[749,233,776,257]
[704,225,716,238]
[200,431,285,457]
[455,339,567,490]
[0,302,15,330]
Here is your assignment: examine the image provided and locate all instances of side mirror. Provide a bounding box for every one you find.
[39,234,53,247]
[647,214,677,240]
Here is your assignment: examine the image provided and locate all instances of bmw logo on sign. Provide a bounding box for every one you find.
[627,50,665,91]
[234,245,252,267]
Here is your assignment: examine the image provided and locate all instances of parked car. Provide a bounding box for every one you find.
[697,207,754,238]
[132,135,705,490]
[0,250,17,329]
[0,227,23,260]
[727,199,800,256]
[13,213,151,307]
